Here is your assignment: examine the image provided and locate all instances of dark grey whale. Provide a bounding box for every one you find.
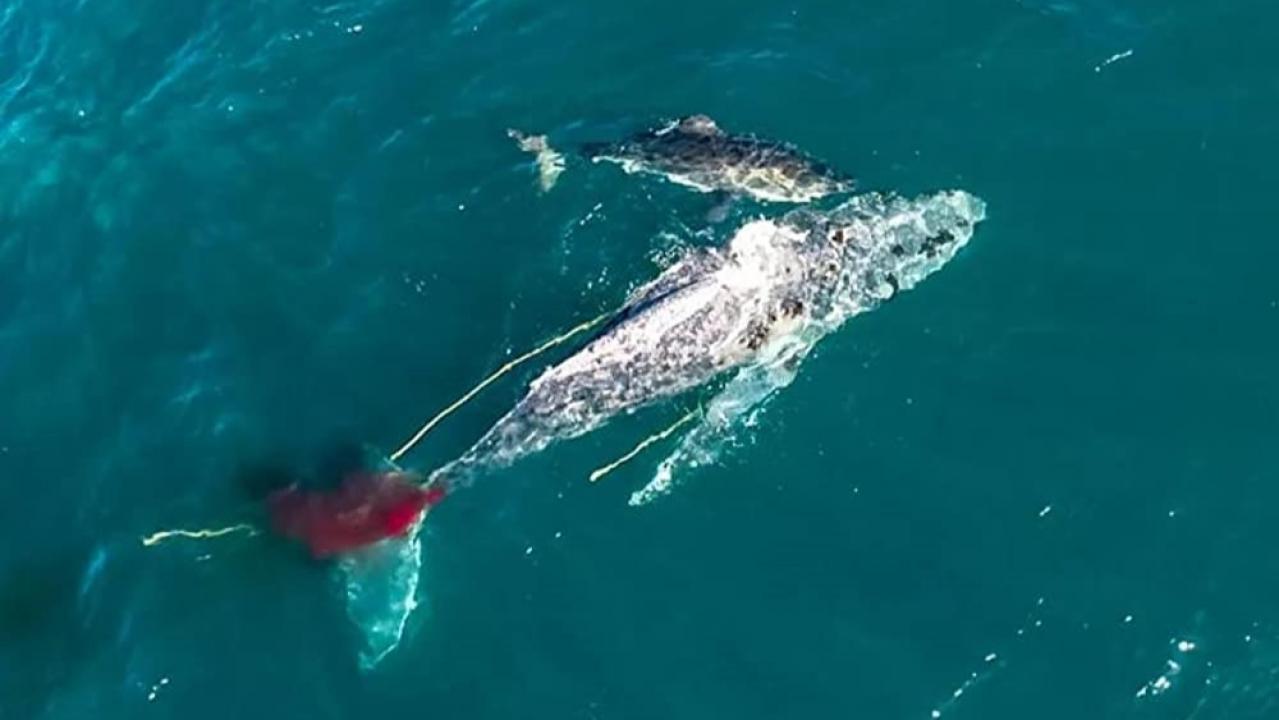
[585,115,855,203]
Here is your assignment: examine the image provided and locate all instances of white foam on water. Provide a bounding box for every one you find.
[1094,49,1134,72]
[1134,632,1204,702]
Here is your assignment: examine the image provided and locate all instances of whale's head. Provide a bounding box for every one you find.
[884,190,984,289]
[795,190,985,316]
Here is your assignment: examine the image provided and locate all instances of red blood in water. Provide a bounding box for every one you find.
[268,472,431,558]
[423,484,447,507]
[382,495,428,535]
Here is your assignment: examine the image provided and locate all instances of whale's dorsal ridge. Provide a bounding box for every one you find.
[677,114,722,137]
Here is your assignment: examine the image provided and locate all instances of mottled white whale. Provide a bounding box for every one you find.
[427,189,985,492]
[349,189,985,670]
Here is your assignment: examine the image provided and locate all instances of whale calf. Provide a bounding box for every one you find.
[585,115,855,203]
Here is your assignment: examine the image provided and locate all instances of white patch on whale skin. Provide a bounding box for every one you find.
[710,219,808,360]
[547,278,723,381]
[597,154,838,203]
[597,154,712,190]
[547,219,805,387]
[724,164,844,203]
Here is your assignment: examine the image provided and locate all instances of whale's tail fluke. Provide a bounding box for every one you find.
[508,129,566,192]
[265,469,447,670]
[338,528,425,670]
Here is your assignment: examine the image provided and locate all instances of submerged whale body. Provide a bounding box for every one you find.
[430,189,985,490]
[585,115,856,203]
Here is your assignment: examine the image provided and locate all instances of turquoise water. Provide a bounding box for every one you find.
[3,0,1278,717]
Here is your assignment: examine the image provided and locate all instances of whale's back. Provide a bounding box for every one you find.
[590,116,854,202]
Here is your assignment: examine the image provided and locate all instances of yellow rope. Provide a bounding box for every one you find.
[143,313,610,552]
[589,408,701,483]
[389,311,610,463]
[140,523,259,547]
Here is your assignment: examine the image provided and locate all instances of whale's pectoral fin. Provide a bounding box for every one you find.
[629,340,812,506]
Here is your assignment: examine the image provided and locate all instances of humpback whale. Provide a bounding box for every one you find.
[427,189,984,493]
[585,115,856,203]
[340,189,985,669]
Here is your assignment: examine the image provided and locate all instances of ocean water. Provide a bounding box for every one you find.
[2,0,1277,717]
